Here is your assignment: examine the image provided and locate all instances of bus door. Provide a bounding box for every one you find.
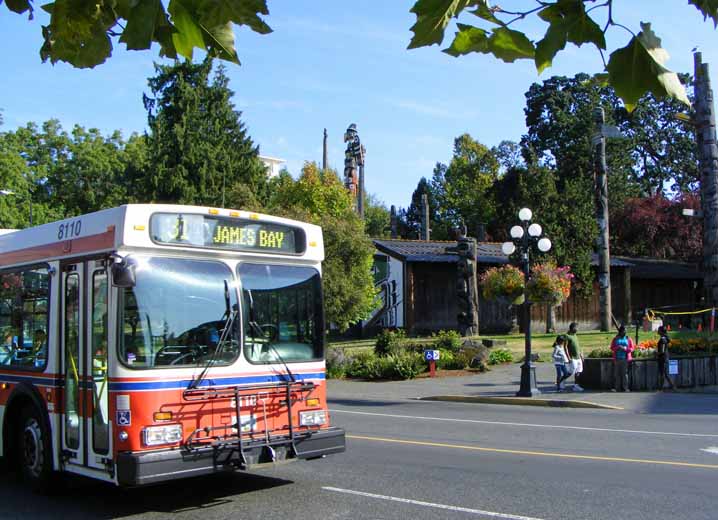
[61,263,84,467]
[61,261,111,472]
[86,261,111,469]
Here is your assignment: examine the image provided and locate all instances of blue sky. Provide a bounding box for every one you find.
[1,2,718,210]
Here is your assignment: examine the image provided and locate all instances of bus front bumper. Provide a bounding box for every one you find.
[116,427,346,487]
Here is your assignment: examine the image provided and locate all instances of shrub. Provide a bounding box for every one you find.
[488,348,513,365]
[403,341,427,354]
[344,350,423,380]
[436,349,470,370]
[374,328,407,357]
[432,330,462,352]
[346,351,382,379]
[325,347,348,379]
[326,363,346,379]
[435,349,454,369]
[386,352,424,379]
[587,347,612,358]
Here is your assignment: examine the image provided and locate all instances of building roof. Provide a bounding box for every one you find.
[374,239,509,264]
[373,239,701,279]
[613,256,701,280]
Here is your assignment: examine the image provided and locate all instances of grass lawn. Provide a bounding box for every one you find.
[329,329,714,361]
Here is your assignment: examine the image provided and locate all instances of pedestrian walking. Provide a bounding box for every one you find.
[611,325,635,392]
[564,322,584,391]
[552,335,571,392]
[656,325,675,390]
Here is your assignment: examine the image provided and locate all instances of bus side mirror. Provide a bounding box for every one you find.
[111,258,136,288]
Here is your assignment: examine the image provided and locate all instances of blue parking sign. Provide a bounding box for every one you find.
[423,349,440,361]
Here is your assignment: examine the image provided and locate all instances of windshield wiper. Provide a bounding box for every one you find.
[266,342,296,383]
[187,280,236,390]
[246,289,296,383]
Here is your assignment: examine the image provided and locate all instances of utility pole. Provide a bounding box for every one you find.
[322,128,328,171]
[694,52,718,306]
[421,193,430,241]
[592,107,616,331]
[390,205,398,238]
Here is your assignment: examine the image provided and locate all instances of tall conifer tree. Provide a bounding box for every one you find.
[143,58,267,206]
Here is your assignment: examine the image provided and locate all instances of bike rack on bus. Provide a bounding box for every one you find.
[182,380,316,468]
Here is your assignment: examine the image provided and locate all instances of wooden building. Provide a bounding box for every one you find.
[366,239,702,335]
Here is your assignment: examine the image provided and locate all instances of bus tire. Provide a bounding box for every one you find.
[18,407,53,493]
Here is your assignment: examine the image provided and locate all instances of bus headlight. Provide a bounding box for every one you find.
[143,424,183,446]
[299,410,327,427]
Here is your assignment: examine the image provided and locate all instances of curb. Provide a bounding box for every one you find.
[418,395,624,410]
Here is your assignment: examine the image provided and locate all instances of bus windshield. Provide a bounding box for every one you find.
[118,257,238,369]
[239,264,323,364]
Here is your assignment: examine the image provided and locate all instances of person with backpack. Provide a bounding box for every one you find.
[611,325,635,392]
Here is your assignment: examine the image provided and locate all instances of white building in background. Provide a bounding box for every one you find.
[259,155,286,179]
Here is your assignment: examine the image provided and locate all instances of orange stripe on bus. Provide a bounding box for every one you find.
[0,227,115,265]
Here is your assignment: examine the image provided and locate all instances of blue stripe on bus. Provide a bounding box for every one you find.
[0,374,59,387]
[108,372,325,392]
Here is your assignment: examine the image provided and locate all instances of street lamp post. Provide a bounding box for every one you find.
[0,189,32,226]
[502,208,552,397]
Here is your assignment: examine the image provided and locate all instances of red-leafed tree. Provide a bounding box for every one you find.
[610,194,701,261]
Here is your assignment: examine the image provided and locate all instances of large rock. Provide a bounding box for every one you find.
[460,339,490,368]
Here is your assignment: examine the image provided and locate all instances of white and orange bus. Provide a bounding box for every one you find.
[0,204,344,489]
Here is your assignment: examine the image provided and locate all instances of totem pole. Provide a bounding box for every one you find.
[343,123,365,218]
[695,52,718,307]
[446,224,479,336]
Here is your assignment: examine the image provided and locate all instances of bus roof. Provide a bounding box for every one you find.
[0,204,324,268]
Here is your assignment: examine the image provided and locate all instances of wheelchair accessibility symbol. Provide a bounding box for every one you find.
[116,410,131,426]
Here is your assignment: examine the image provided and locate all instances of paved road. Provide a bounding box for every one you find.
[2,370,717,519]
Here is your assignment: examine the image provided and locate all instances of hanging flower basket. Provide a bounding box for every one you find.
[526,263,573,306]
[480,266,525,304]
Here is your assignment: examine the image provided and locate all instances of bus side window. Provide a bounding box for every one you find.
[0,268,50,370]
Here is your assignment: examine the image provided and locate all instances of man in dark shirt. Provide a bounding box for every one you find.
[656,326,675,390]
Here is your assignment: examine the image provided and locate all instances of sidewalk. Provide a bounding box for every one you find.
[327,362,718,414]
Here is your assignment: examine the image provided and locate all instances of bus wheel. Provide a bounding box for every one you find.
[18,407,52,492]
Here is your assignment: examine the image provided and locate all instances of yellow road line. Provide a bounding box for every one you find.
[347,434,718,470]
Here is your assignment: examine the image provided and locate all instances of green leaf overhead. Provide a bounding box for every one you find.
[408,0,483,49]
[445,24,534,62]
[166,0,246,63]
[688,0,718,27]
[468,2,503,26]
[199,0,272,35]
[168,0,207,61]
[39,0,115,68]
[4,0,32,15]
[120,0,173,52]
[487,27,534,62]
[444,23,490,56]
[535,0,605,74]
[607,23,690,111]
[6,0,271,68]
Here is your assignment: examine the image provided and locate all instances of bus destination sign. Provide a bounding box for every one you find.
[150,213,305,254]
